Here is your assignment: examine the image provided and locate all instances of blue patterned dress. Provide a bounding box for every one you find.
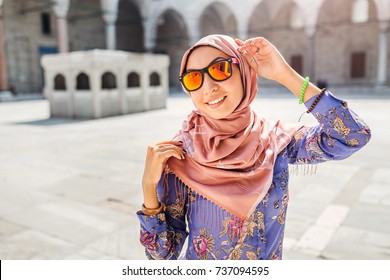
[137,91,371,260]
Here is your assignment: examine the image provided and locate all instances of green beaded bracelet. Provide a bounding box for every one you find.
[299,77,310,104]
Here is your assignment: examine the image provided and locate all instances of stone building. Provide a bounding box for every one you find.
[0,0,389,94]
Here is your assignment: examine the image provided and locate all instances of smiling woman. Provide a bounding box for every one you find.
[137,34,371,260]
[181,48,243,120]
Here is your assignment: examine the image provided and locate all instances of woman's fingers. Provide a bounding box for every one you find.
[161,149,185,162]
[242,49,259,66]
[143,141,186,189]
[234,38,244,46]
[238,48,259,70]
[151,140,185,159]
[151,142,185,162]
[237,38,254,49]
[235,38,261,68]
[157,140,183,146]
[157,144,185,160]
[236,37,268,54]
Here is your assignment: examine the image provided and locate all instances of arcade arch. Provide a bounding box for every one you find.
[154,9,189,86]
[68,0,105,51]
[316,0,379,85]
[248,0,272,38]
[269,1,307,76]
[199,2,238,38]
[116,0,144,52]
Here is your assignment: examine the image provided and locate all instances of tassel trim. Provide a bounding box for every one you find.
[288,163,318,176]
[162,170,247,235]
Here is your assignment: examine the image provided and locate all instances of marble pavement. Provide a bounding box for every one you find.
[0,88,389,260]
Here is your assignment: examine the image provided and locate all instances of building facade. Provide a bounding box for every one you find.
[0,0,389,94]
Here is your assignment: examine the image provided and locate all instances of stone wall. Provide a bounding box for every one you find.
[3,0,57,93]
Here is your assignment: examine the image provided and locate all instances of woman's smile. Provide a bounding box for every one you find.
[205,95,227,107]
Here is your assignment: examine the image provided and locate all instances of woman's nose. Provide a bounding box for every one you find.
[202,74,218,94]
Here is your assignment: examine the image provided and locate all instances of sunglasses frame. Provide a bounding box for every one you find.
[179,57,239,92]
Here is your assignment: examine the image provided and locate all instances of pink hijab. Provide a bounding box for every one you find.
[166,35,300,219]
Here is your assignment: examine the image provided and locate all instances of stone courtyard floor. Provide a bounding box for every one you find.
[1,89,389,259]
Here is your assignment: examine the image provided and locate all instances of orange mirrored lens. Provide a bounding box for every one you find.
[183,71,202,91]
[209,61,231,80]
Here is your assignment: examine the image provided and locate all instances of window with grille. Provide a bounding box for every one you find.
[127,72,140,88]
[102,72,117,89]
[54,74,66,90]
[76,73,90,90]
[150,72,161,86]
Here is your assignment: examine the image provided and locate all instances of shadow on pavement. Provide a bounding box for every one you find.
[14,118,89,126]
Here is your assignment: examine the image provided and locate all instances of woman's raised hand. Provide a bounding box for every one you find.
[235,37,291,84]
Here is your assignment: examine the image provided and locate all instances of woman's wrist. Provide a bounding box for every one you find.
[142,182,159,209]
[142,202,165,216]
[277,66,321,102]
[143,199,160,209]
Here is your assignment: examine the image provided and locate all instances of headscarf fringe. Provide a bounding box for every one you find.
[190,190,240,233]
[164,171,248,233]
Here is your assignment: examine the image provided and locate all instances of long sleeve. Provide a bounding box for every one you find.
[287,90,371,164]
[137,173,188,260]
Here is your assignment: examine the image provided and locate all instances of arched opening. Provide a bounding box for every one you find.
[101,72,117,89]
[127,72,140,87]
[150,72,160,86]
[76,73,90,90]
[54,74,66,90]
[270,1,307,76]
[155,9,189,88]
[316,0,379,85]
[248,0,308,83]
[199,2,237,38]
[248,0,272,38]
[116,0,144,52]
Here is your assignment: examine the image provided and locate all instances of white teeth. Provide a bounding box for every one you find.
[208,97,225,105]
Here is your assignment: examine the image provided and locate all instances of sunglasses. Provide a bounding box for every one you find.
[179,57,239,91]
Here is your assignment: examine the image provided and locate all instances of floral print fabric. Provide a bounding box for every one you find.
[137,91,371,260]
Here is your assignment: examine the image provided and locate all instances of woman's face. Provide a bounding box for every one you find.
[185,46,244,120]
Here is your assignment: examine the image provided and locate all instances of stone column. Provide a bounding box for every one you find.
[305,25,317,80]
[188,29,200,46]
[141,65,150,111]
[104,21,116,50]
[187,16,200,46]
[143,25,155,53]
[67,70,75,118]
[117,59,127,114]
[307,35,315,79]
[100,0,118,50]
[377,22,389,86]
[0,4,9,91]
[53,0,70,53]
[237,17,248,41]
[91,69,102,119]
